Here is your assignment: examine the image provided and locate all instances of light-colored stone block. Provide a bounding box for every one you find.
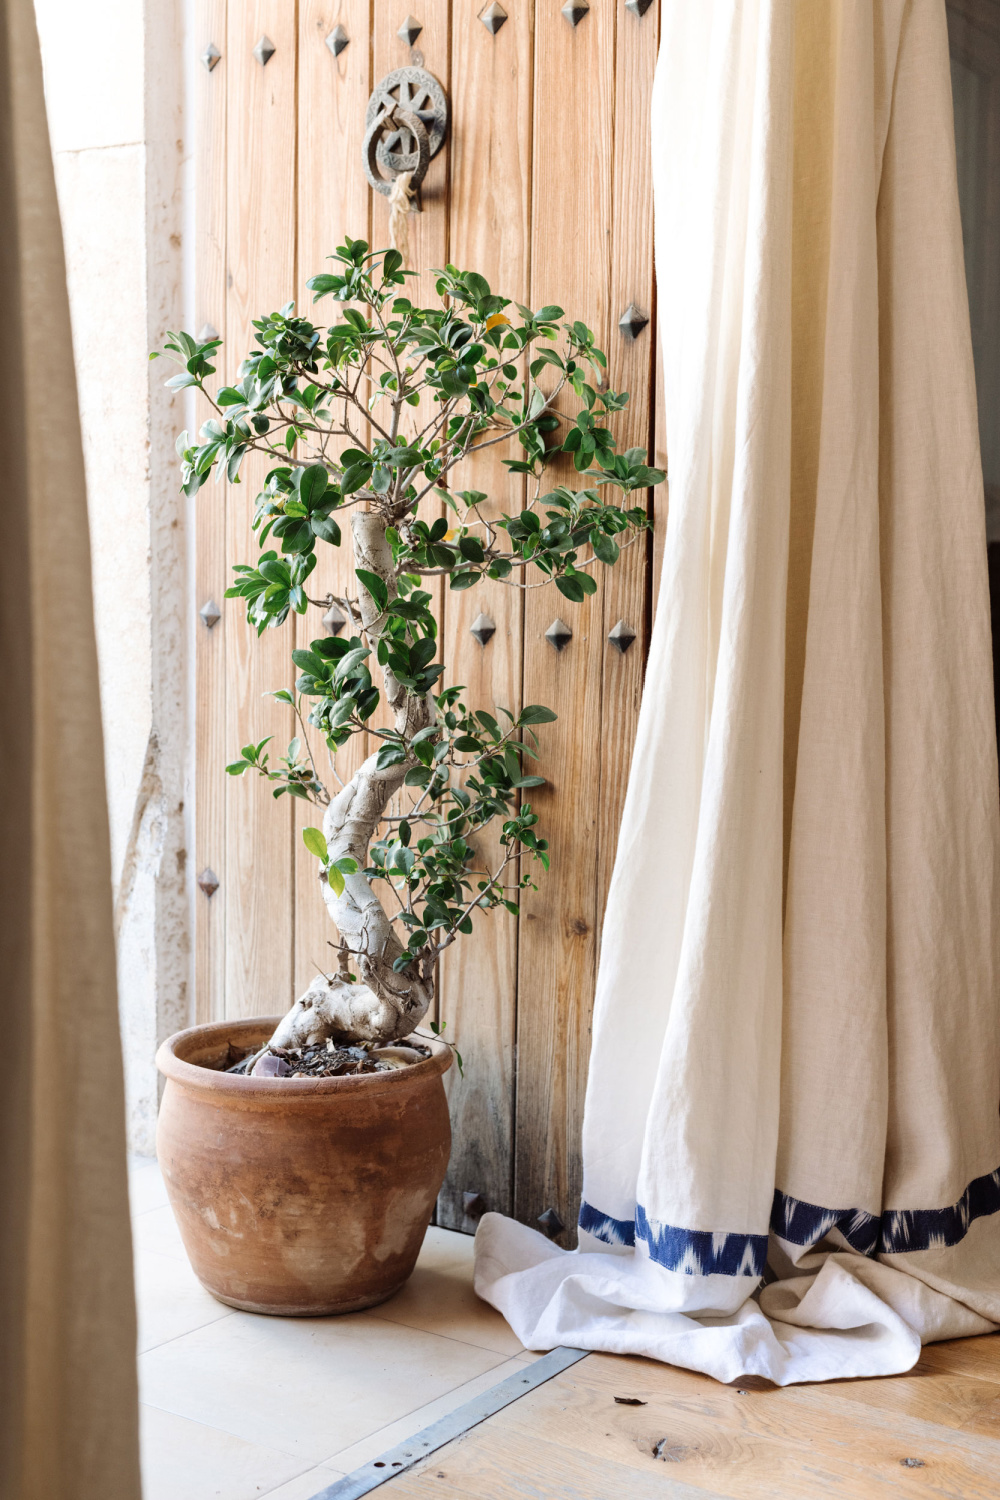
[255,1467,345,1500]
[139,1311,507,1464]
[128,1155,170,1215]
[325,1352,537,1472]
[140,1404,311,1500]
[367,1229,527,1356]
[135,1250,233,1354]
[132,1202,191,1263]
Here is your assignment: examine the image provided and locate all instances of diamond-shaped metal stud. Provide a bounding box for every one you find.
[479,2,508,34]
[463,1191,486,1218]
[397,13,423,46]
[537,1207,565,1239]
[199,599,221,629]
[625,0,654,15]
[545,618,573,652]
[201,42,221,72]
[561,1,590,25]
[469,612,496,647]
[198,868,220,898]
[325,24,349,57]
[253,34,275,66]
[322,601,347,636]
[608,619,637,654]
[197,322,219,343]
[618,302,650,340]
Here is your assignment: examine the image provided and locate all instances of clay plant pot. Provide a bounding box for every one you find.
[155,1017,452,1316]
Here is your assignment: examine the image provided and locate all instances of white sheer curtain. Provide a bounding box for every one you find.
[475,0,1000,1385]
[0,0,141,1490]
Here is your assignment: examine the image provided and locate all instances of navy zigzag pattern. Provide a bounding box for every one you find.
[578,1163,1000,1278]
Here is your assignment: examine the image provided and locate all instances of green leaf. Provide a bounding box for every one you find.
[292,648,326,674]
[334,644,370,678]
[592,532,620,566]
[518,705,558,726]
[302,826,328,860]
[313,516,342,546]
[298,463,330,508]
[355,568,389,615]
[555,573,585,602]
[327,865,346,897]
[376,742,407,770]
[341,462,372,495]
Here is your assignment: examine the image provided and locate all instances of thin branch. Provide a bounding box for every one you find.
[291,698,330,806]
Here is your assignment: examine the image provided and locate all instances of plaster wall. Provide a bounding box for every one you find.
[34,0,193,1151]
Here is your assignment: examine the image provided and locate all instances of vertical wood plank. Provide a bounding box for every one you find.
[224,1,299,1019]
[596,0,660,950]
[370,0,451,975]
[514,0,617,1243]
[436,0,535,1229]
[371,2,451,307]
[194,0,229,1023]
[293,0,373,998]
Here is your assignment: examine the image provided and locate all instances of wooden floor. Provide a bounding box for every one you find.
[383,1334,1000,1499]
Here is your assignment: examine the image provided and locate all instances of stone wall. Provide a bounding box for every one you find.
[33,0,193,1152]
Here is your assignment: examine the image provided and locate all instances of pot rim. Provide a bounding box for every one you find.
[156,1016,452,1098]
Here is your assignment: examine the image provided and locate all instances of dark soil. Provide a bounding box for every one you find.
[222,1038,431,1078]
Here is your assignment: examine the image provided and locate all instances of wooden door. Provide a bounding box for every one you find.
[192,0,666,1243]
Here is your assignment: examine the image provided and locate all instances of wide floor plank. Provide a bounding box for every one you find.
[383,1424,728,1500]
[384,1334,1000,1499]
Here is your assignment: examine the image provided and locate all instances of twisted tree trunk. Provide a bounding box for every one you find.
[264,512,435,1055]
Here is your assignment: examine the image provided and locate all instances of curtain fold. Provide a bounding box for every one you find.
[475,0,1000,1385]
[0,0,142,1491]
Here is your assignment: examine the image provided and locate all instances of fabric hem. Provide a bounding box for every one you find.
[579,1164,1000,1276]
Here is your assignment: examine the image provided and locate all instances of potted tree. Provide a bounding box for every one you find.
[154,240,661,1315]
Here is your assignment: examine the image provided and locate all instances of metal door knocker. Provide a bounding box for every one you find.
[363,66,449,204]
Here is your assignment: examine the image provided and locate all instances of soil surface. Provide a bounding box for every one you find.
[222,1038,431,1078]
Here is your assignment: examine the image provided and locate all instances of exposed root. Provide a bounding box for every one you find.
[263,971,426,1055]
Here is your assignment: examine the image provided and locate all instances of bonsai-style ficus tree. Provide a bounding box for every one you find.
[160,240,661,1065]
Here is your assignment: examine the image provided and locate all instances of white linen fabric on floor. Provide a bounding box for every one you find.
[474,0,1000,1385]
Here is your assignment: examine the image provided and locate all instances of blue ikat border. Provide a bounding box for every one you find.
[578,1200,767,1277]
[578,1163,1000,1278]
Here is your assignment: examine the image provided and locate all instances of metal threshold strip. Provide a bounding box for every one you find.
[307,1345,589,1499]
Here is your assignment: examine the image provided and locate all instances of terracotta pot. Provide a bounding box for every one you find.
[155,1018,451,1316]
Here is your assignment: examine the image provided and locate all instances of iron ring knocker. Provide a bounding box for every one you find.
[362,65,449,204]
[363,104,431,202]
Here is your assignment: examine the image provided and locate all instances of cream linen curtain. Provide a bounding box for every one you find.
[0,0,142,1492]
[475,0,1000,1384]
